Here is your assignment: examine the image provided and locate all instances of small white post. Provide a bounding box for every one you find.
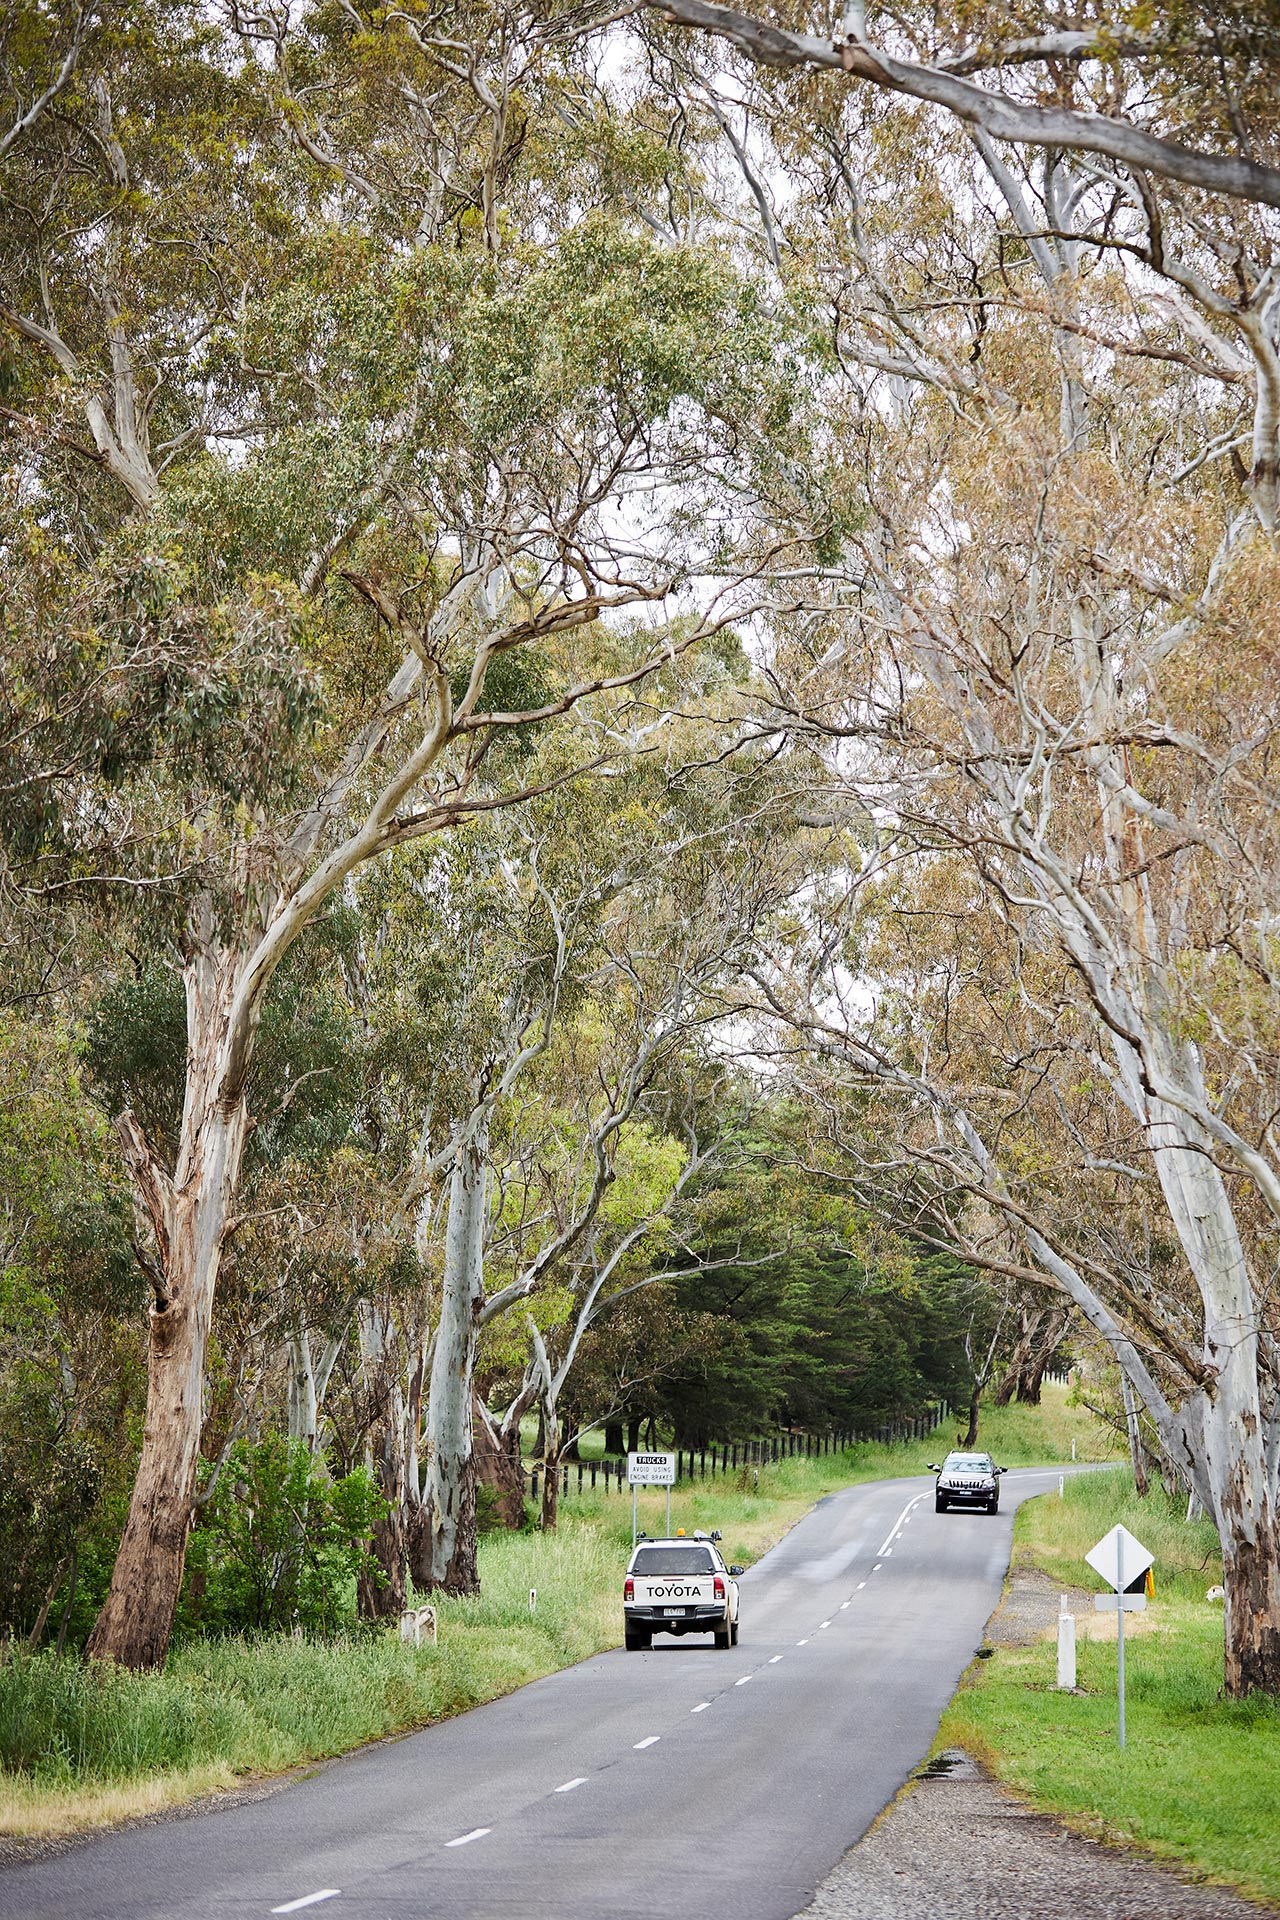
[529,1588,537,1612]
[632,1479,638,1547]
[1071,1438,1077,1461]
[1056,1598,1076,1690]
[1059,1474,1065,1499]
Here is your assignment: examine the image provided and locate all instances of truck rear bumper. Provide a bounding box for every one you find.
[626,1606,727,1627]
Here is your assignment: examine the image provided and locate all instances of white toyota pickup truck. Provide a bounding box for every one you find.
[623,1532,744,1651]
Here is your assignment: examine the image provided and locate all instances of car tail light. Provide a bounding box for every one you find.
[713,1576,725,1599]
[624,1577,634,1600]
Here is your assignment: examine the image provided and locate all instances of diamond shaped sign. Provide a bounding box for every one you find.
[1086,1523,1154,1593]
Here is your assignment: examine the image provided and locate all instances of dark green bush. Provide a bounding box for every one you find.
[179,1438,387,1637]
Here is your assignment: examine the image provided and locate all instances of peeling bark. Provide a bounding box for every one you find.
[473,1394,525,1529]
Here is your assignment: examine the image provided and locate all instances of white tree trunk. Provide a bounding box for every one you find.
[412,1123,487,1595]
[86,942,249,1670]
[285,1327,344,1454]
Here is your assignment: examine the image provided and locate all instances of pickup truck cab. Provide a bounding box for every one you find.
[623,1531,744,1651]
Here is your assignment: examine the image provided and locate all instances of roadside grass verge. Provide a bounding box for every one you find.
[940,1466,1280,1908]
[0,1388,1107,1840]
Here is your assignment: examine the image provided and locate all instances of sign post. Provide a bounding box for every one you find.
[627,1451,677,1544]
[1086,1523,1154,1749]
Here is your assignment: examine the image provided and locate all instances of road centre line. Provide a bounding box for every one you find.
[819,1620,832,1629]
[446,1829,491,1848]
[873,1562,883,1572]
[769,1654,783,1663]
[877,1493,925,1557]
[555,1778,587,1793]
[735,1675,751,1686]
[634,1736,661,1749]
[857,1581,867,1589]
[691,1702,711,1713]
[839,1601,850,1609]
[796,1637,809,1645]
[271,1895,341,1915]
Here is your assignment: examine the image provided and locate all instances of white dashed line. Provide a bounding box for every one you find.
[877,1494,925,1556]
[796,1638,809,1645]
[555,1778,587,1793]
[839,1601,850,1610]
[735,1675,752,1686]
[634,1736,661,1750]
[857,1581,867,1590]
[884,1549,892,1557]
[272,1896,341,1915]
[768,1654,783,1664]
[873,1562,883,1572]
[691,1701,711,1713]
[446,1829,491,1848]
[819,1620,832,1629]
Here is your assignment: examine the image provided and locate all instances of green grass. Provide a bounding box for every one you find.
[0,1524,625,1838]
[941,1466,1280,1907]
[0,1388,1109,1839]
[991,1462,1223,1603]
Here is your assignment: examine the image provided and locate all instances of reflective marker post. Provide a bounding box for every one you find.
[1056,1596,1076,1690]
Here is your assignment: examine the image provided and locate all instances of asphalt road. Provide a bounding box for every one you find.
[0,1467,1077,1920]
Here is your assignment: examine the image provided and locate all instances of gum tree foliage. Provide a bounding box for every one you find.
[1,0,801,1665]
[0,1017,140,1650]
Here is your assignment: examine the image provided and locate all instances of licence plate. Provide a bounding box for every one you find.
[663,1607,685,1617]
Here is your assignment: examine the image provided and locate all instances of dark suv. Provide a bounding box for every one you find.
[928,1450,1005,1513]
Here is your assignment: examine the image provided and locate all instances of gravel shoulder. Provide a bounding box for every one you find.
[797,1748,1269,1920]
[797,1566,1276,1920]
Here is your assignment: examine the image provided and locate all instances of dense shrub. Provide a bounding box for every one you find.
[179,1438,387,1636]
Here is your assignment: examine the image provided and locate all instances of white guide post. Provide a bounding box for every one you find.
[1056,1596,1076,1690]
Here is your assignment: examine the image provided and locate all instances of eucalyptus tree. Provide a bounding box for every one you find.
[499,1064,720,1532]
[346,693,805,1586]
[1,1,796,1664]
[748,343,1280,1692]
[344,815,601,1600]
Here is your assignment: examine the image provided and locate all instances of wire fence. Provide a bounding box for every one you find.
[523,1400,951,1505]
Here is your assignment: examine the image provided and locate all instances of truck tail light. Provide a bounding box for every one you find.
[713,1576,725,1600]
[624,1577,634,1601]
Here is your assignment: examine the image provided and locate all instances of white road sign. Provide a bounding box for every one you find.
[627,1451,676,1486]
[1094,1593,1147,1613]
[1086,1523,1154,1593]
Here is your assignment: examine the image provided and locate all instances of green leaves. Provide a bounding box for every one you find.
[182,1438,389,1637]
